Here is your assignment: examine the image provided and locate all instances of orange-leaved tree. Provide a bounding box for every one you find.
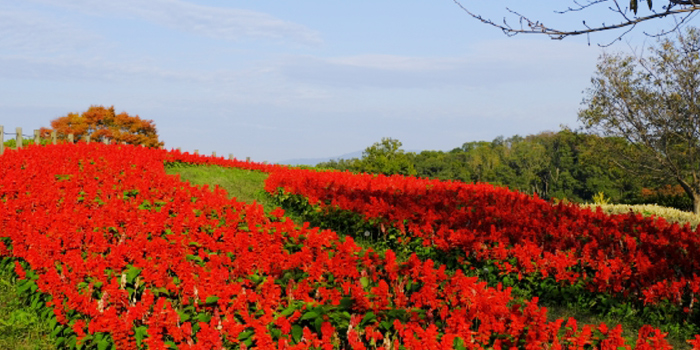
[43,105,164,147]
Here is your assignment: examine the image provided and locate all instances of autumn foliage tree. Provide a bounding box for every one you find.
[43,105,163,147]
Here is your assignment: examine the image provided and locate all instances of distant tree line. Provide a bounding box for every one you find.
[317,131,693,212]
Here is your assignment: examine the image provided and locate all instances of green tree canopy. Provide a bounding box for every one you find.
[579,27,700,214]
[356,138,417,176]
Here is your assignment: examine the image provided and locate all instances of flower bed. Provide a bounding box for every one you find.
[1,143,675,349]
[264,168,700,310]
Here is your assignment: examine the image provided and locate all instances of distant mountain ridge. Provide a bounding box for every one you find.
[277,150,364,166]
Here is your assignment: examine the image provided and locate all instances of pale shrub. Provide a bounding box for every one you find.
[580,203,700,230]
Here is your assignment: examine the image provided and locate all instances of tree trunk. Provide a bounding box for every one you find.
[676,178,700,215]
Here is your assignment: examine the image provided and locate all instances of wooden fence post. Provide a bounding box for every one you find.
[229,154,233,160]
[246,157,250,162]
[51,131,57,145]
[194,149,199,155]
[212,151,216,157]
[34,130,40,145]
[16,127,22,149]
[68,134,74,143]
[85,135,91,144]
[0,126,4,155]
[104,138,110,145]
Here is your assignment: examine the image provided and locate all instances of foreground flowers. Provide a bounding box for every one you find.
[0,143,687,349]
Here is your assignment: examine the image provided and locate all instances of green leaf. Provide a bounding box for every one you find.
[280,305,297,317]
[292,325,303,343]
[339,297,353,310]
[314,316,323,333]
[177,309,191,322]
[50,324,64,338]
[503,276,512,286]
[138,200,152,210]
[152,286,169,297]
[238,330,254,340]
[16,280,34,294]
[361,311,376,325]
[125,265,141,284]
[68,335,77,348]
[54,336,66,347]
[134,326,148,347]
[301,311,318,321]
[97,338,111,350]
[360,276,369,288]
[185,254,203,264]
[205,296,219,304]
[78,334,92,350]
[196,312,211,323]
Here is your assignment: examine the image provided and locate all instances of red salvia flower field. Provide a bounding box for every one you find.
[265,167,700,308]
[0,143,696,349]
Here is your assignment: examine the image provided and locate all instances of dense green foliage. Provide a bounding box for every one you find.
[318,129,688,209]
[318,138,417,176]
[0,257,57,350]
[3,138,51,149]
[579,27,700,214]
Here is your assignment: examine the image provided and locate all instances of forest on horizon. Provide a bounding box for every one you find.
[317,129,693,212]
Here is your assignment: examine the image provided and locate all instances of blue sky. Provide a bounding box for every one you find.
[1,0,694,162]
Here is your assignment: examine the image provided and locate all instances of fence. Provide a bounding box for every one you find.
[0,126,118,156]
[0,126,267,164]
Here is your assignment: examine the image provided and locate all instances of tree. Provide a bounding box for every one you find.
[452,0,700,43]
[579,27,700,213]
[355,138,417,176]
[44,105,164,148]
[504,139,550,196]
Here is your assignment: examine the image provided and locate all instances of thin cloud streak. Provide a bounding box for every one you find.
[277,41,598,89]
[25,0,323,45]
[0,9,101,55]
[0,55,216,82]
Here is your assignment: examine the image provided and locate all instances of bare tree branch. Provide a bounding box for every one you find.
[452,0,700,42]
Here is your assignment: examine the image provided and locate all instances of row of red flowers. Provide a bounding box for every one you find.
[0,143,687,349]
[262,167,700,310]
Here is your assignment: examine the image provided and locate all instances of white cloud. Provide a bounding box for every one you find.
[0,55,200,82]
[25,0,322,45]
[0,9,102,55]
[277,40,599,89]
[324,54,460,71]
